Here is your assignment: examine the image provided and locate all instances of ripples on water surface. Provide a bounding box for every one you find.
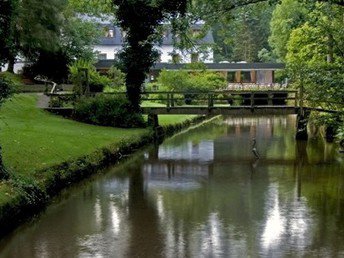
[0,115,343,257]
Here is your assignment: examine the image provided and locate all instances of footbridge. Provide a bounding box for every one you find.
[44,89,343,140]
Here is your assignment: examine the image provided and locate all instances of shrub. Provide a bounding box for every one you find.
[0,75,14,106]
[157,69,226,92]
[157,69,227,104]
[74,95,146,128]
[107,66,126,89]
[69,60,111,93]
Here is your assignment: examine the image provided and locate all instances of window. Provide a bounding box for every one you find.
[98,53,107,60]
[172,53,181,64]
[241,71,251,83]
[191,53,199,63]
[192,29,201,37]
[104,26,114,37]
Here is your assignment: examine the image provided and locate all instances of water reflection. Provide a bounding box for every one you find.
[0,115,343,257]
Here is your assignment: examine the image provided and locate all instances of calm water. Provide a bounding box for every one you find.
[0,115,343,257]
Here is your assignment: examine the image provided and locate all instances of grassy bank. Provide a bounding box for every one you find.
[0,94,202,236]
[0,94,147,174]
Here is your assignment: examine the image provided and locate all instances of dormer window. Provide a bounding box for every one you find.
[163,30,170,38]
[104,26,114,37]
[192,29,201,37]
[98,53,107,60]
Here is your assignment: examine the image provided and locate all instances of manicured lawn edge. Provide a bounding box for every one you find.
[0,115,210,237]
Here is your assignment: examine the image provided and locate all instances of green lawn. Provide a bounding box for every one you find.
[0,95,196,175]
[0,94,147,175]
[142,101,197,125]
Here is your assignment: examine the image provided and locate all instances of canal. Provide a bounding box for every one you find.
[0,115,343,257]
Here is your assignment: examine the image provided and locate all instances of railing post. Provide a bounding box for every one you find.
[167,93,170,109]
[171,93,174,107]
[299,79,304,114]
[250,92,254,108]
[268,92,273,106]
[208,93,213,109]
[295,91,298,108]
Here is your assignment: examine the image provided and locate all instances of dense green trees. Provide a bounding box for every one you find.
[285,3,343,135]
[212,2,274,62]
[0,0,19,70]
[269,0,308,61]
[0,0,101,81]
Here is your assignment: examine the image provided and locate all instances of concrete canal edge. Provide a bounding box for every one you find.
[0,115,219,238]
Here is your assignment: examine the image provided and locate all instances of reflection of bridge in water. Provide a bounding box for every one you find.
[143,116,294,184]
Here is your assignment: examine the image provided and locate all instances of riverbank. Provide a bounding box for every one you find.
[0,94,202,237]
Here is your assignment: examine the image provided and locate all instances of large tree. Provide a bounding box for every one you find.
[113,0,187,111]
[0,0,19,70]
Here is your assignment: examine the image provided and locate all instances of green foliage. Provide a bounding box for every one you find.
[269,0,308,61]
[0,0,19,66]
[286,4,344,112]
[69,60,112,93]
[0,76,14,107]
[0,72,14,180]
[74,95,146,128]
[68,0,113,14]
[258,48,276,62]
[107,66,126,89]
[184,62,207,70]
[0,94,146,173]
[114,0,187,111]
[211,2,274,62]
[157,69,227,92]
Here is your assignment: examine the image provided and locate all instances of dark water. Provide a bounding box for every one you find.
[0,115,343,257]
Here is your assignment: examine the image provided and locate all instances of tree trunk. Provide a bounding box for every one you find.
[7,56,15,73]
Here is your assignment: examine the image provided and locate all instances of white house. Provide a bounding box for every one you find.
[94,21,214,63]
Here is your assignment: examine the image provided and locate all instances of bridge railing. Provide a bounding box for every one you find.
[137,90,298,109]
[46,90,299,109]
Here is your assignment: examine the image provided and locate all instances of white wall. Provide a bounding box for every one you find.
[154,46,214,63]
[94,45,214,63]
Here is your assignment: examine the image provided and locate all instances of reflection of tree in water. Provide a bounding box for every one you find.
[126,169,165,257]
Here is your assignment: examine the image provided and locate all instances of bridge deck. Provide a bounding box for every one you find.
[142,106,299,115]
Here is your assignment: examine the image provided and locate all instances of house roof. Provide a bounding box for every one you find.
[152,63,285,71]
[95,61,285,71]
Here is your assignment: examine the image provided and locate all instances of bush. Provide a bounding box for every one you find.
[157,69,227,104]
[74,95,146,128]
[157,69,227,92]
[0,75,14,106]
[69,60,111,93]
[107,66,126,89]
